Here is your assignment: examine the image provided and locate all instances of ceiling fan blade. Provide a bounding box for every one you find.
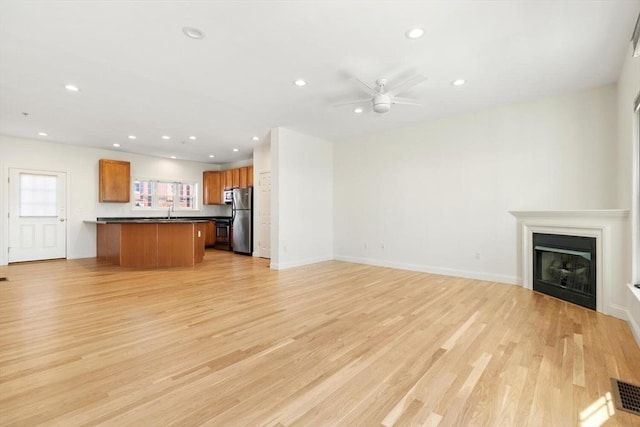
[351,77,378,96]
[387,74,427,97]
[333,98,371,107]
[392,97,422,106]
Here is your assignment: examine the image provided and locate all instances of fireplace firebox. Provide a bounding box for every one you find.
[533,233,596,310]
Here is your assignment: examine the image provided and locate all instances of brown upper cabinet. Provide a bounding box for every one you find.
[214,166,254,192]
[239,167,248,189]
[232,168,240,188]
[99,159,130,202]
[203,171,223,205]
[224,169,233,190]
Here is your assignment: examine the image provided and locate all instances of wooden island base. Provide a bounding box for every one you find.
[97,222,207,268]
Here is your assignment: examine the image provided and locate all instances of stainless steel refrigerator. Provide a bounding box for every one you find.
[232,187,252,255]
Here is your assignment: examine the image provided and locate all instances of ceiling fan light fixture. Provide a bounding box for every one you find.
[209,154,215,158]
[405,27,424,39]
[233,148,239,152]
[128,135,136,140]
[113,143,120,147]
[252,136,259,141]
[373,103,391,113]
[38,132,48,136]
[65,84,80,92]
[373,94,391,113]
[189,136,197,140]
[353,107,363,114]
[183,26,205,39]
[452,79,466,86]
[162,135,171,140]
[293,79,307,87]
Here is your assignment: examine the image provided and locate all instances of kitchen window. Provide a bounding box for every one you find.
[133,179,198,211]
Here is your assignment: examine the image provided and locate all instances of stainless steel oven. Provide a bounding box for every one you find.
[214,219,231,251]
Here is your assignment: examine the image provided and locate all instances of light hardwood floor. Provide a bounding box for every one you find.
[1,251,639,426]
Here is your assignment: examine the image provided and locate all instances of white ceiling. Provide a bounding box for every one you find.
[0,1,638,164]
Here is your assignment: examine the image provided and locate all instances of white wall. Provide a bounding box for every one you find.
[0,136,229,265]
[615,45,640,345]
[221,159,253,169]
[334,85,618,283]
[616,49,640,211]
[271,127,333,269]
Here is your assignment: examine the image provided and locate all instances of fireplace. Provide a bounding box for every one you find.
[533,233,596,310]
[511,209,629,318]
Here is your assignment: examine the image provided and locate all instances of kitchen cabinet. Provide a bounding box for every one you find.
[97,220,207,267]
[193,222,207,264]
[205,220,216,247]
[224,170,233,189]
[232,168,240,188]
[203,171,223,205]
[99,159,130,202]
[218,166,254,190]
[239,167,248,189]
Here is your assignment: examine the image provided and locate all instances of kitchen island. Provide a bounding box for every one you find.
[95,218,209,268]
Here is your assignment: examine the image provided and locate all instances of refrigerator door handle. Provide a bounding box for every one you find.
[231,197,236,224]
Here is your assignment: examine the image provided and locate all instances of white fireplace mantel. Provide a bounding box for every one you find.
[509,210,630,319]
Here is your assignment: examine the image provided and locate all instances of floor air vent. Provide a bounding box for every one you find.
[611,378,640,416]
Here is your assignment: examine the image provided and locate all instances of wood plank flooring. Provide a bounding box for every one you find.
[1,251,639,426]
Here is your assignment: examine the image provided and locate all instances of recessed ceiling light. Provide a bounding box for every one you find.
[233,148,239,152]
[113,143,120,147]
[452,79,466,86]
[405,27,425,39]
[252,136,259,141]
[189,136,197,140]
[38,132,48,136]
[183,26,205,39]
[354,107,363,114]
[162,135,170,140]
[170,155,177,159]
[293,79,306,87]
[209,154,215,158]
[128,135,136,139]
[64,84,80,92]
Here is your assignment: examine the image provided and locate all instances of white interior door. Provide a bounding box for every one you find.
[8,169,67,263]
[258,171,271,259]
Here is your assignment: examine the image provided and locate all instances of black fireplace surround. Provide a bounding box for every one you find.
[533,233,596,310]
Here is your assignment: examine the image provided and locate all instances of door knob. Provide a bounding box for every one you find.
[59,218,65,222]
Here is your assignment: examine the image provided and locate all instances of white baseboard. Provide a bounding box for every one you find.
[333,255,519,285]
[270,255,333,270]
[606,303,629,322]
[627,310,640,348]
[625,284,640,347]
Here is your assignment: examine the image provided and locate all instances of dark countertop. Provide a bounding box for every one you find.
[91,216,232,224]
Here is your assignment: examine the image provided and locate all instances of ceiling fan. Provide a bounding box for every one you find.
[337,74,427,113]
